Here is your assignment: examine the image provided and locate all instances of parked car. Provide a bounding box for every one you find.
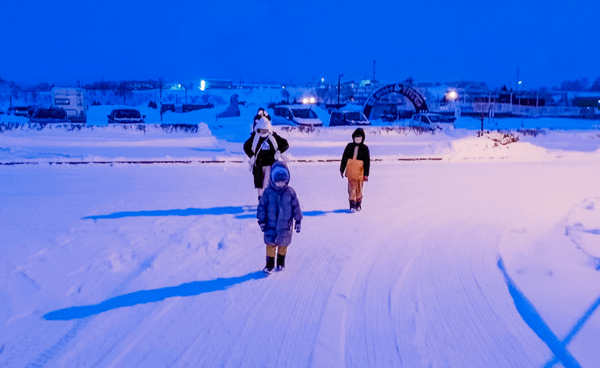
[107,108,145,124]
[409,113,456,129]
[271,105,323,127]
[7,106,31,117]
[29,107,69,123]
[329,110,371,126]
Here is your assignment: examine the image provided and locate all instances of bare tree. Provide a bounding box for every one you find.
[589,77,600,92]
[115,82,133,104]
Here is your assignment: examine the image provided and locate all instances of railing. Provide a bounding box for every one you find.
[511,105,581,117]
[470,103,582,117]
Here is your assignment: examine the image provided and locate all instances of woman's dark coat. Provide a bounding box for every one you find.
[244,132,289,188]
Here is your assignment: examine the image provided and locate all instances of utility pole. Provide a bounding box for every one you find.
[372,60,376,84]
[159,77,163,122]
[337,74,344,108]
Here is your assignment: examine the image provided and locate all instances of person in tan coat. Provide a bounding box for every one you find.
[340,128,370,211]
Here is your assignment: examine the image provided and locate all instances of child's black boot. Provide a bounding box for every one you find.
[349,200,355,212]
[276,254,286,271]
[263,256,275,274]
[356,200,362,211]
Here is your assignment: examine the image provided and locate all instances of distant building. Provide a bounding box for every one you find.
[198,79,234,90]
[126,80,159,90]
[233,83,283,90]
[162,82,187,90]
[198,79,282,90]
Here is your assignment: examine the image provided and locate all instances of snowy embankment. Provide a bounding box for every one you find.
[2,116,600,165]
[2,100,599,165]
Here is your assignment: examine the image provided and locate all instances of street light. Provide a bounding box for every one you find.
[337,74,344,108]
[447,91,458,101]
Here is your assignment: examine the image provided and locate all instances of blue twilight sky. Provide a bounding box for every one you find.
[2,0,598,89]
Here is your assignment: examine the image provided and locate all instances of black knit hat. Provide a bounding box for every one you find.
[352,128,365,142]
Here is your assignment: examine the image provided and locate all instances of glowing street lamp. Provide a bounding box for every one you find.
[310,97,316,103]
[200,80,206,91]
[447,91,458,101]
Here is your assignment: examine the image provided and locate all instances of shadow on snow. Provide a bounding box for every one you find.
[84,206,352,220]
[83,206,257,220]
[497,256,600,368]
[44,271,267,321]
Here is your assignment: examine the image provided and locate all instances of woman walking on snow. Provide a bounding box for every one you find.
[257,161,302,274]
[244,116,289,200]
[340,128,370,212]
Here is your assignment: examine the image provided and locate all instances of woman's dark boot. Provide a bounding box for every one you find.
[356,199,362,211]
[263,256,275,274]
[276,254,286,271]
[349,200,355,211]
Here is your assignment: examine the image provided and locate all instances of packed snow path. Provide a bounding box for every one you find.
[1,161,599,367]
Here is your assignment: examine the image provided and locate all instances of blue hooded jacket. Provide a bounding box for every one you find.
[257,161,303,246]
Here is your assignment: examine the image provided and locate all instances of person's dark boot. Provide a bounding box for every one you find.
[276,254,286,271]
[263,256,275,274]
[356,199,362,211]
[349,200,355,211]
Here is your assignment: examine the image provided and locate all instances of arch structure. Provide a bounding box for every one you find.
[363,83,429,118]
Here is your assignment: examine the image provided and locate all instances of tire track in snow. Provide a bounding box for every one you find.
[309,198,427,368]
[394,218,546,367]
[346,209,459,368]
[104,299,178,368]
[339,197,551,367]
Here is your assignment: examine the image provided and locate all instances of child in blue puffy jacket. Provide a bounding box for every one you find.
[257,161,303,274]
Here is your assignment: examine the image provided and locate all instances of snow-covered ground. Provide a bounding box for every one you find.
[2,102,600,367]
